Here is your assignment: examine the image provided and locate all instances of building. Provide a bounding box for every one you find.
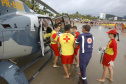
[99,12,106,19]
[114,17,118,20]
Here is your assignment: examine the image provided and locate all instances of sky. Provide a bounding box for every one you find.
[41,0,126,17]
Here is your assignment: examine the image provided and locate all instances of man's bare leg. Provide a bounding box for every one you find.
[53,56,59,67]
[107,66,113,82]
[97,65,108,82]
[63,64,69,78]
[53,55,55,63]
[75,56,79,67]
[68,64,71,75]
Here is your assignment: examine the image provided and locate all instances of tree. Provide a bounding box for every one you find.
[39,11,45,15]
[75,11,79,15]
[49,12,54,16]
[20,0,55,16]
[43,7,48,14]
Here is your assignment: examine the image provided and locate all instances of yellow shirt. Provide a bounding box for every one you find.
[105,39,117,61]
[51,30,58,44]
[58,33,75,55]
[106,40,116,55]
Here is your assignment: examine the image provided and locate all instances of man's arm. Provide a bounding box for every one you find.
[51,38,57,43]
[51,33,57,43]
[58,42,61,48]
[75,44,78,48]
[57,37,61,48]
[74,33,80,48]
[112,41,117,61]
[73,42,76,49]
[75,34,81,47]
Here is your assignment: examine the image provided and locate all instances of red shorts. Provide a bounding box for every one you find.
[51,44,60,56]
[102,53,113,67]
[61,55,74,64]
[74,47,79,56]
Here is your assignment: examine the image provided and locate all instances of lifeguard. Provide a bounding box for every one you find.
[58,25,75,78]
[51,24,60,68]
[72,26,80,67]
[97,29,119,82]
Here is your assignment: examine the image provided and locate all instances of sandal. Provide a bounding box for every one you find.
[53,65,60,68]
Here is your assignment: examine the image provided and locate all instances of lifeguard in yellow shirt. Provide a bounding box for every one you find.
[51,24,60,68]
[58,25,75,79]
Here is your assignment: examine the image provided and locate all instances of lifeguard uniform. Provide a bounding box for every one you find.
[115,23,117,29]
[102,30,117,67]
[51,30,60,56]
[76,33,93,84]
[58,33,75,64]
[122,24,125,30]
[74,31,80,56]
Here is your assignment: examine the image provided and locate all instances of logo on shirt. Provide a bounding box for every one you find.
[63,36,70,42]
[87,38,92,44]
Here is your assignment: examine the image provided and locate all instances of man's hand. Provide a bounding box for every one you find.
[74,43,78,49]
[58,42,61,48]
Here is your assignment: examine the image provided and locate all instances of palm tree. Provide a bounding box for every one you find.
[20,0,54,16]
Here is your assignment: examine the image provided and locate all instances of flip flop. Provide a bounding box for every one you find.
[53,65,60,68]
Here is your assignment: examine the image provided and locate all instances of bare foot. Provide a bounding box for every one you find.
[77,72,81,76]
[64,75,69,79]
[69,73,71,76]
[76,64,79,67]
[106,77,113,82]
[96,79,105,82]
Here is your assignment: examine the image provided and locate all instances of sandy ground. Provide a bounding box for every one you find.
[17,23,126,84]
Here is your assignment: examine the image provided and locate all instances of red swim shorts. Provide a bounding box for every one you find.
[51,44,60,56]
[61,55,74,64]
[102,53,113,67]
[74,47,79,56]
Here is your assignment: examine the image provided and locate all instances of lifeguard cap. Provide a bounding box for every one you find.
[107,30,117,34]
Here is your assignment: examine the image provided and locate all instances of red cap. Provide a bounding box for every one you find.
[107,30,117,34]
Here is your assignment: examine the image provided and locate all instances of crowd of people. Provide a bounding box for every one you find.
[50,23,119,84]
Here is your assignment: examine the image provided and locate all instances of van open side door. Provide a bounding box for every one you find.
[52,14,71,33]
